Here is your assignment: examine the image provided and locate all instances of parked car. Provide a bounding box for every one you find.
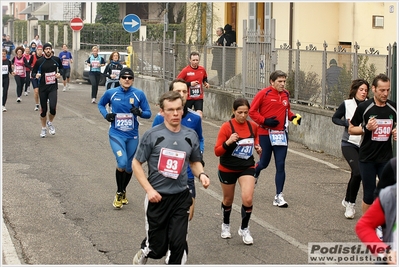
[136,58,162,73]
[83,51,129,86]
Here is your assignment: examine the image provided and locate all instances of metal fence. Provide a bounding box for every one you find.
[46,23,394,110]
[119,37,393,109]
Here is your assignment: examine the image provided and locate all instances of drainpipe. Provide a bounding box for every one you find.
[288,2,293,72]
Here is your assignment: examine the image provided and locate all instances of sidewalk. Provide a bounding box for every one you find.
[2,216,22,265]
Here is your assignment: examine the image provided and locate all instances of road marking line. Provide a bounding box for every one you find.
[288,148,341,169]
[200,187,309,254]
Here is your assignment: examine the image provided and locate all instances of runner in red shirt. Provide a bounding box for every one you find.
[177,51,209,117]
[249,70,301,208]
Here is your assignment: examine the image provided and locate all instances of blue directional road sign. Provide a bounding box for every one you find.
[122,14,141,33]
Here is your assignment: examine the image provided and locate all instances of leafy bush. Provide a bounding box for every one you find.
[286,70,321,103]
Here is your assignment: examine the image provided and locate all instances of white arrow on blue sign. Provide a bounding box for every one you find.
[122,14,141,33]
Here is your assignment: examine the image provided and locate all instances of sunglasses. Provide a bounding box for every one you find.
[121,76,133,80]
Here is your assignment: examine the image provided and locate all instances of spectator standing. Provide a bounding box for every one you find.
[348,73,397,214]
[58,44,73,92]
[98,67,151,208]
[211,27,227,85]
[223,24,236,45]
[326,59,343,94]
[332,79,369,219]
[31,42,63,138]
[132,91,210,265]
[214,98,261,244]
[86,46,105,103]
[23,46,32,96]
[103,51,123,90]
[223,24,236,82]
[177,51,209,118]
[2,48,12,111]
[2,35,15,60]
[11,46,30,103]
[248,70,301,207]
[30,35,42,46]
[28,45,43,111]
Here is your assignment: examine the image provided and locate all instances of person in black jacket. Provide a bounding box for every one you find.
[2,48,12,111]
[224,24,236,46]
[31,42,63,138]
[223,24,236,82]
[103,51,124,90]
[211,27,228,85]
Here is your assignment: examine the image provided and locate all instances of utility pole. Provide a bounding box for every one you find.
[162,3,168,79]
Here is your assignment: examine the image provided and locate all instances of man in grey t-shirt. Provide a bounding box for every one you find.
[132,91,210,265]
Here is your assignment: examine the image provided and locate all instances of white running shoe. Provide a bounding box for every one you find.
[132,249,147,265]
[238,227,254,245]
[344,202,355,219]
[34,105,39,111]
[221,223,231,239]
[2,106,6,112]
[342,199,349,208]
[91,98,96,104]
[24,91,29,96]
[273,193,288,207]
[47,121,56,135]
[27,87,30,93]
[63,86,66,92]
[17,97,21,103]
[40,128,47,138]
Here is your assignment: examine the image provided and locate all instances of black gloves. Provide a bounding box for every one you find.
[105,113,116,122]
[292,113,302,125]
[130,106,142,117]
[264,116,279,127]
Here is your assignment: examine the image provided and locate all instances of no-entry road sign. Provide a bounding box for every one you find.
[70,17,84,31]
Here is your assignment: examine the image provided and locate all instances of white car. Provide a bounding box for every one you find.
[83,51,129,86]
[136,58,162,73]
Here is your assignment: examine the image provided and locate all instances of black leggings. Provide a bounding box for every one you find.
[39,88,57,117]
[341,144,362,203]
[14,75,25,98]
[185,99,203,111]
[3,76,9,106]
[89,72,101,99]
[25,71,31,91]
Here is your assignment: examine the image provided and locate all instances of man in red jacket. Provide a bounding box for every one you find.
[248,70,301,208]
[177,51,209,117]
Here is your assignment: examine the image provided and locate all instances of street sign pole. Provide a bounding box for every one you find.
[162,4,168,80]
[70,17,83,81]
[122,14,141,72]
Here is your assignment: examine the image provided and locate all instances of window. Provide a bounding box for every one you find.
[372,15,384,28]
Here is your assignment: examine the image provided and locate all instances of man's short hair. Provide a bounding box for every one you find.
[269,70,287,82]
[159,91,183,109]
[372,73,390,88]
[169,78,187,91]
[190,51,200,59]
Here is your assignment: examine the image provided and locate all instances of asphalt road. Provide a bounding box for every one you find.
[2,78,363,265]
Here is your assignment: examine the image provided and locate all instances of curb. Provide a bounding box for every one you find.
[2,216,22,265]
